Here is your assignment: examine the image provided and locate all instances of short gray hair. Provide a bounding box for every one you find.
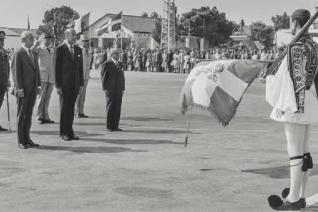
[21,31,34,43]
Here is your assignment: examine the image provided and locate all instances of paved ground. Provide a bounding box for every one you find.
[0,70,318,212]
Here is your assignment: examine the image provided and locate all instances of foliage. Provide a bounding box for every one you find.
[272,12,290,31]
[250,21,275,48]
[37,5,80,43]
[141,12,149,18]
[178,6,235,47]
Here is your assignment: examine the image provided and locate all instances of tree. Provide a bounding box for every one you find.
[179,6,235,47]
[37,5,80,43]
[141,12,149,18]
[250,21,275,48]
[152,17,162,44]
[150,12,159,19]
[272,12,290,31]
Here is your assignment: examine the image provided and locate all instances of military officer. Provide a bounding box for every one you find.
[76,34,93,118]
[0,31,10,132]
[33,33,55,124]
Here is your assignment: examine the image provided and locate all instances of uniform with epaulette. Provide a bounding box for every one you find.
[0,31,10,131]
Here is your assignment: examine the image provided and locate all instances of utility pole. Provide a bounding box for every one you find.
[160,0,177,51]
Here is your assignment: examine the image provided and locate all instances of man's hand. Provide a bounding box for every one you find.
[37,86,41,95]
[56,87,62,96]
[17,89,24,98]
[79,86,84,95]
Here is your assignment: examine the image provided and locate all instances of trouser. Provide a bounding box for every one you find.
[76,79,89,115]
[17,87,37,145]
[0,84,6,110]
[59,86,79,137]
[0,84,6,126]
[37,82,54,120]
[106,92,123,130]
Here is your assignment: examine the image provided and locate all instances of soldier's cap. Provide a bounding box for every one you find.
[109,48,121,55]
[0,31,6,39]
[291,9,311,22]
[80,34,90,41]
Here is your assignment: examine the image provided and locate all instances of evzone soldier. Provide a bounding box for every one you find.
[267,9,318,210]
[0,31,11,132]
[76,34,93,118]
[33,33,55,124]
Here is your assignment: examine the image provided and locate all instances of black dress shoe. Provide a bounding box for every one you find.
[61,135,72,141]
[107,128,114,132]
[71,135,79,140]
[28,140,40,148]
[78,114,88,118]
[0,125,8,131]
[114,128,123,131]
[268,195,305,210]
[44,119,55,124]
[18,143,29,149]
[38,118,45,124]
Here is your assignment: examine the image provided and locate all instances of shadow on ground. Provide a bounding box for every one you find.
[242,165,318,179]
[113,186,173,198]
[73,122,142,127]
[30,131,103,137]
[122,129,200,134]
[121,116,174,122]
[82,138,183,145]
[37,145,147,154]
[305,203,318,211]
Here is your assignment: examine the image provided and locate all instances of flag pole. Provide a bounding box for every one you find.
[184,107,193,147]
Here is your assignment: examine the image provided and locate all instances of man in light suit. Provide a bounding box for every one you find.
[101,48,125,131]
[55,28,83,141]
[13,31,41,149]
[33,33,55,124]
[76,34,93,118]
[0,31,10,132]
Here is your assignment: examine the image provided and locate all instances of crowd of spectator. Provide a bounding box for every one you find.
[92,47,284,74]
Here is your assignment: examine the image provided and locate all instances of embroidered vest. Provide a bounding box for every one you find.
[287,34,318,113]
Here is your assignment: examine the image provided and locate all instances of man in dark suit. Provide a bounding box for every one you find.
[55,28,83,141]
[101,48,125,131]
[13,31,41,149]
[0,31,10,132]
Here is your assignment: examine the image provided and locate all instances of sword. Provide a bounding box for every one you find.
[6,90,11,132]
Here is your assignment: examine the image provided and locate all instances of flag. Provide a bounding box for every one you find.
[81,12,90,33]
[180,60,267,126]
[111,11,122,31]
[97,11,123,36]
[27,15,30,30]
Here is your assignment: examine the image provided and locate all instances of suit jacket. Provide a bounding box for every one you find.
[55,43,83,90]
[13,47,41,94]
[0,49,10,86]
[101,60,125,93]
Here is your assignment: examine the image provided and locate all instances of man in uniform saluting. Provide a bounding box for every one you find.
[0,31,10,132]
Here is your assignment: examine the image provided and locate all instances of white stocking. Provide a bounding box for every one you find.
[300,125,311,198]
[284,123,305,202]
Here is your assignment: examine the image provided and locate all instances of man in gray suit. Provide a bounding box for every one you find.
[33,33,55,124]
[13,31,41,149]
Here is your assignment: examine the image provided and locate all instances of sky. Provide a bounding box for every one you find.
[1,0,318,29]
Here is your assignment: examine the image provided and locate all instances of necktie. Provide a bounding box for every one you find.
[28,49,35,66]
[70,46,74,58]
